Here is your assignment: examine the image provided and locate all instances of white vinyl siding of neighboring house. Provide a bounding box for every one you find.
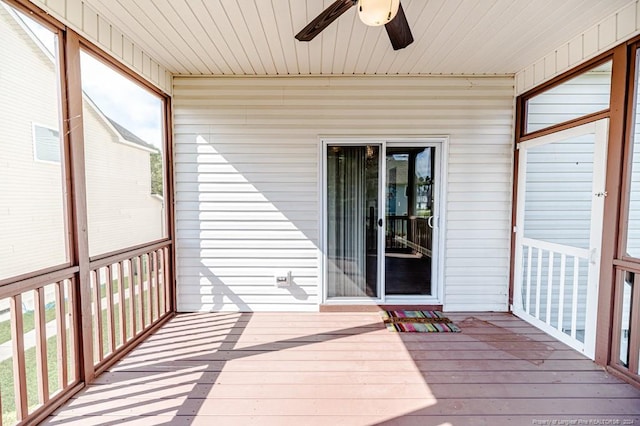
[173,76,514,312]
[83,104,165,257]
[0,6,67,279]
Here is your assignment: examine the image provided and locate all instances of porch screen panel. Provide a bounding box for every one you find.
[526,61,611,134]
[0,3,68,280]
[625,50,640,259]
[524,134,594,248]
[615,47,640,382]
[80,51,167,257]
[327,146,379,298]
[521,132,596,340]
[618,272,633,368]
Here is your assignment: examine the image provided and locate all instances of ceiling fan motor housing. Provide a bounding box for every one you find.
[294,0,413,50]
[358,0,401,26]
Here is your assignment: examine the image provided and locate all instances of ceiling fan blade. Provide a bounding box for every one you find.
[385,2,413,50]
[295,0,355,42]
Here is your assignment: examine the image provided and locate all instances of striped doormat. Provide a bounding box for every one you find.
[381,310,461,332]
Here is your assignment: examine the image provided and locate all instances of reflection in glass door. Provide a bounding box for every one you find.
[385,148,434,295]
[326,145,380,298]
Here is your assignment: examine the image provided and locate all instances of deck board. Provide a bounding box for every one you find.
[44,312,640,425]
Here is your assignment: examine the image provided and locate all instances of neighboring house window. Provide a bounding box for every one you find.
[33,124,61,163]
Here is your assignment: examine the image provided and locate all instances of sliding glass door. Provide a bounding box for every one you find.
[385,147,435,296]
[324,141,441,302]
[326,145,380,298]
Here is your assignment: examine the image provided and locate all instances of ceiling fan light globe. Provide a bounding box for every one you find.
[358,0,400,26]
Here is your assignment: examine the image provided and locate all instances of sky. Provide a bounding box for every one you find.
[416,149,432,178]
[80,52,164,150]
[16,5,163,150]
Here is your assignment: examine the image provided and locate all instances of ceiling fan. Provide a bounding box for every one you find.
[295,0,414,51]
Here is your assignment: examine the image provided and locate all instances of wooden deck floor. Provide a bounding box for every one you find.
[44,312,640,425]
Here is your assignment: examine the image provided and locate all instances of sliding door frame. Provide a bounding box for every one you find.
[319,137,448,306]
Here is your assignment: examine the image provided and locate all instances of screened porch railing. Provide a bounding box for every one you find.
[0,240,172,425]
[89,242,172,372]
[0,271,80,425]
[385,216,432,256]
[514,237,595,354]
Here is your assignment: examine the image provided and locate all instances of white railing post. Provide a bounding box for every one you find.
[558,254,567,333]
[546,252,555,325]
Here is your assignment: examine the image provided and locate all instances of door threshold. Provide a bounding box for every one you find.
[320,304,443,312]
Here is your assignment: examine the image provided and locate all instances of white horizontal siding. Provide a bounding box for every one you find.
[526,70,612,133]
[626,105,640,257]
[516,0,639,95]
[523,135,595,249]
[83,104,165,257]
[0,6,67,280]
[173,76,514,312]
[29,0,172,93]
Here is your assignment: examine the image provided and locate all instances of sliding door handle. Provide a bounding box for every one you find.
[378,218,383,227]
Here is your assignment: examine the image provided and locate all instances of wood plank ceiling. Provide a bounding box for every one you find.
[82,0,631,76]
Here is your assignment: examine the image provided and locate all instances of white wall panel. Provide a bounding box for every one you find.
[174,76,514,312]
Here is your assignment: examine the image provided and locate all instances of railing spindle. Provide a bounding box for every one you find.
[10,294,27,421]
[571,257,580,339]
[159,248,166,315]
[157,250,163,316]
[558,254,567,333]
[91,270,103,362]
[55,280,68,388]
[153,250,160,321]
[148,252,155,322]
[164,246,171,313]
[34,286,49,404]
[136,256,144,332]
[145,254,152,327]
[105,265,115,355]
[118,261,127,344]
[128,259,136,337]
[526,245,533,313]
[546,251,554,324]
[67,278,78,382]
[535,249,543,319]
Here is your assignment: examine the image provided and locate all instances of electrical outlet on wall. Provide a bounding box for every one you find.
[275,271,292,287]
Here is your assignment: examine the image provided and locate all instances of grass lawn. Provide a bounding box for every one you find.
[0,307,58,345]
[98,286,155,358]
[0,333,60,425]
